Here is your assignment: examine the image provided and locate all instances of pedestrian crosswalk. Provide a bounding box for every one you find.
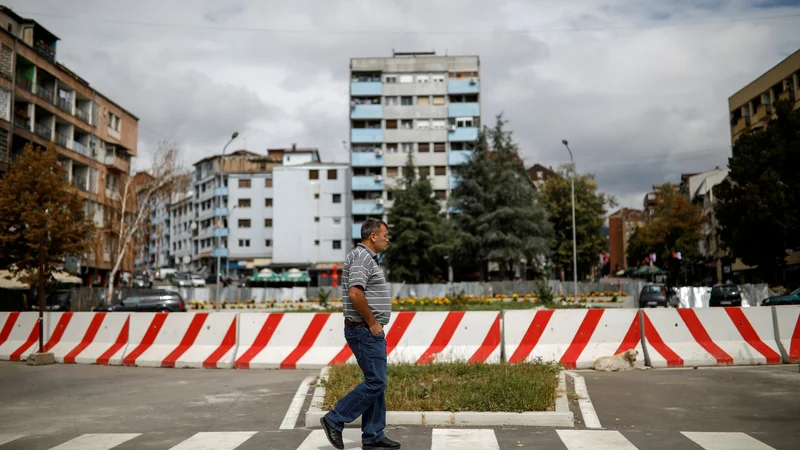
[0,429,780,449]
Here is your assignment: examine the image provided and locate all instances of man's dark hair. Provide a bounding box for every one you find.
[361,217,387,241]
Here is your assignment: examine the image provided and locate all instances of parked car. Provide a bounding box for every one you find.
[93,290,186,312]
[132,274,153,289]
[155,268,177,281]
[189,274,206,287]
[171,273,193,288]
[639,284,669,308]
[761,288,800,306]
[31,290,71,311]
[709,284,742,307]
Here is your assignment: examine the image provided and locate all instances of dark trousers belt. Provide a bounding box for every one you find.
[345,318,369,328]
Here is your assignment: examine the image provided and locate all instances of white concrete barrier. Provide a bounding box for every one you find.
[642,307,782,367]
[0,312,39,361]
[122,312,238,368]
[504,309,644,369]
[773,305,800,364]
[42,312,130,365]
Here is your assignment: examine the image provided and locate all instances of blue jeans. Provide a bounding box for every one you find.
[324,324,387,445]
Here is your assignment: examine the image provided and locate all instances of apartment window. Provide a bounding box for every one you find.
[417,120,431,129]
[264,218,273,227]
[265,179,273,188]
[327,169,338,180]
[401,96,413,106]
[385,119,398,129]
[332,240,342,250]
[401,143,413,153]
[432,119,446,129]
[386,143,398,153]
[265,198,273,207]
[107,112,121,132]
[399,75,413,83]
[239,239,250,247]
[419,167,430,177]
[332,194,342,203]
[314,193,320,199]
[434,166,446,176]
[265,239,272,247]
[238,179,251,188]
[387,191,394,201]
[238,219,251,228]
[386,167,398,177]
[309,170,319,180]
[433,142,446,152]
[435,190,447,200]
[314,216,320,222]
[416,74,430,83]
[315,240,320,246]
[418,143,430,152]
[333,217,342,225]
[385,96,398,105]
[384,75,397,83]
[238,198,251,208]
[417,96,430,106]
[432,74,445,83]
[432,96,446,105]
[400,119,413,129]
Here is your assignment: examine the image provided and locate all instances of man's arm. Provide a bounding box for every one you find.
[349,286,383,336]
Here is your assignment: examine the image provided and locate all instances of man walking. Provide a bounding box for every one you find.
[320,218,400,449]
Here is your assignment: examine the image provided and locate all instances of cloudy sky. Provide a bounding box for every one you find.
[11,0,800,211]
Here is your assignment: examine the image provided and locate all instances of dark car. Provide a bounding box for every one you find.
[709,284,742,307]
[31,290,71,311]
[171,272,193,288]
[639,284,668,308]
[93,290,186,312]
[761,288,800,306]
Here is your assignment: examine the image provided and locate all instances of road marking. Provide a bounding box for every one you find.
[49,433,141,450]
[557,430,637,449]
[432,429,499,450]
[681,432,776,450]
[0,434,25,446]
[168,432,257,449]
[280,375,316,430]
[297,429,361,449]
[566,371,602,429]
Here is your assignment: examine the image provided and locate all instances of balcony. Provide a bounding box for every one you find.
[732,117,750,135]
[448,150,472,166]
[352,199,384,215]
[448,79,480,94]
[214,228,229,237]
[351,152,384,167]
[351,128,383,143]
[211,248,228,258]
[448,103,480,117]
[352,175,384,191]
[74,177,88,192]
[72,140,89,156]
[57,97,72,114]
[104,155,129,173]
[15,73,32,93]
[55,132,70,148]
[36,85,55,104]
[448,127,479,142]
[75,108,90,124]
[351,81,382,96]
[350,104,383,119]
[13,116,31,131]
[352,223,362,239]
[213,187,229,196]
[214,207,228,217]
[449,176,462,190]
[34,123,52,140]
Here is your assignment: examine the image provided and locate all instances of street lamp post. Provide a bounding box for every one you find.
[216,131,239,310]
[561,139,579,298]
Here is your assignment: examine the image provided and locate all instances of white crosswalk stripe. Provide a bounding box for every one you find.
[297,429,362,449]
[0,434,25,446]
[168,432,258,450]
[557,430,638,450]
[48,433,141,450]
[681,432,777,450]
[431,429,499,450]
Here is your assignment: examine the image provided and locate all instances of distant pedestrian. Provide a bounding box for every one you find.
[320,217,400,449]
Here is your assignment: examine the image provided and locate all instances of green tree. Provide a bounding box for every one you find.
[450,115,553,280]
[385,152,453,282]
[714,100,800,283]
[0,143,93,353]
[540,168,616,281]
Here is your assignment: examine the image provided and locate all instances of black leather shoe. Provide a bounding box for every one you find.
[320,417,344,449]
[363,436,401,449]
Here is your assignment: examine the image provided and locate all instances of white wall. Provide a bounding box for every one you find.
[228,173,274,261]
[273,165,348,265]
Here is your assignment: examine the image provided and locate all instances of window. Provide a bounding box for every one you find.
[107,112,121,132]
[435,166,446,176]
[399,75,413,83]
[333,217,342,225]
[264,218,272,227]
[401,96,413,106]
[385,119,398,129]
[265,239,272,247]
[265,198,273,207]
[314,216,320,222]
[417,96,430,106]
[385,96,398,105]
[432,96,446,105]
[417,120,431,129]
[333,240,342,250]
[315,240,320,246]
[238,179,251,188]
[239,239,250,247]
[238,219,251,228]
[433,142,446,152]
[416,74,430,83]
[400,119,413,129]
[384,75,397,83]
[265,179,273,188]
[386,143,398,153]
[332,193,342,203]
[432,74,445,83]
[432,119,446,129]
[418,143,430,152]
[387,167,399,177]
[435,190,447,200]
[419,167,430,177]
[387,191,394,201]
[309,170,320,180]
[327,169,338,180]
[314,193,320,199]
[401,143,413,153]
[238,198,251,208]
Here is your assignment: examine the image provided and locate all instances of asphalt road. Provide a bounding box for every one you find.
[0,362,798,449]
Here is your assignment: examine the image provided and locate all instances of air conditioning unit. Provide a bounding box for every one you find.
[374,175,383,182]
[375,198,385,205]
[469,78,477,85]
[375,150,383,156]
[449,125,457,131]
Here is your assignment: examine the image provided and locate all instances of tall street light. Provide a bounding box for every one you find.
[562,139,578,298]
[216,131,239,310]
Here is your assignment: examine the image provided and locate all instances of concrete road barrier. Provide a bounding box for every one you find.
[42,312,130,365]
[0,312,39,361]
[773,305,800,364]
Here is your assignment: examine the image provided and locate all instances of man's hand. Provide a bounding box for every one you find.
[369,322,384,337]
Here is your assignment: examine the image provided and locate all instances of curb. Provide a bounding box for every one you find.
[304,368,574,428]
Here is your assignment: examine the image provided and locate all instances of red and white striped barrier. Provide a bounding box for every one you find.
[122,312,238,368]
[41,312,130,365]
[0,312,39,361]
[642,307,782,367]
[504,309,644,369]
[234,311,501,369]
[774,306,800,364]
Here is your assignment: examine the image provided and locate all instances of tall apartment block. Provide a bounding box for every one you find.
[0,6,138,286]
[348,51,480,248]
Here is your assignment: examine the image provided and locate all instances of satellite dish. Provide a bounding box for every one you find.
[182,255,191,264]
[190,222,198,231]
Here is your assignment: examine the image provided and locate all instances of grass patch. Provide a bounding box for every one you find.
[322,361,560,413]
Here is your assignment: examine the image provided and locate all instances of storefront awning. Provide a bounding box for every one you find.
[0,270,28,290]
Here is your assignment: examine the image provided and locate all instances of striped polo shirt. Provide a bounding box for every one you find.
[342,243,391,325]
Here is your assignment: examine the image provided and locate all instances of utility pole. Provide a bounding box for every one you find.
[562,140,578,298]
